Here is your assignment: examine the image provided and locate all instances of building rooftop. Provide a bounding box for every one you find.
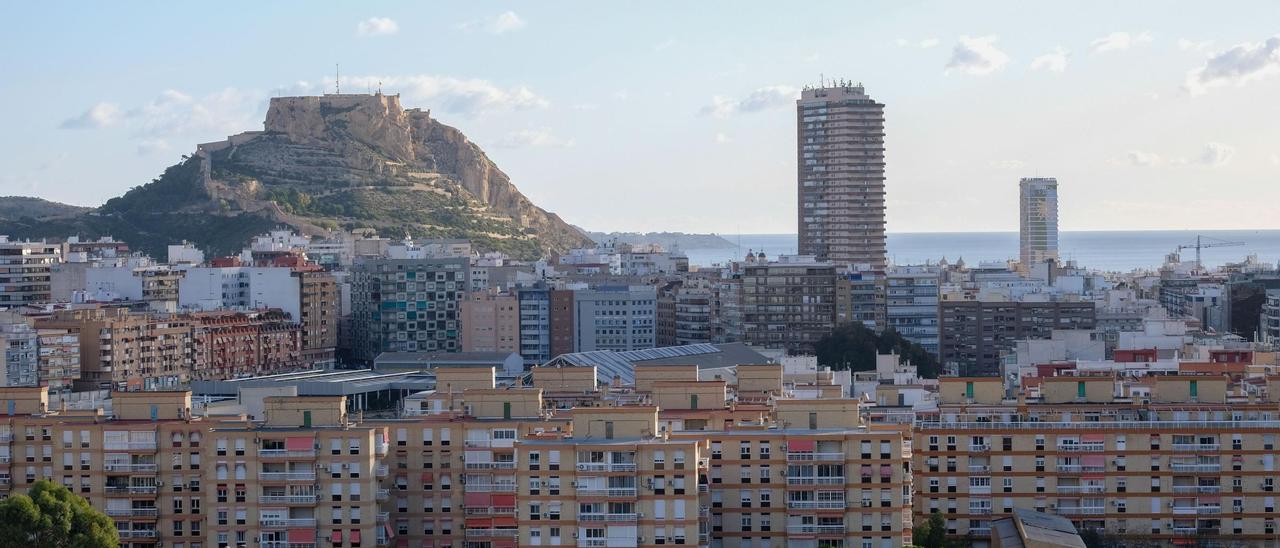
[545,343,771,385]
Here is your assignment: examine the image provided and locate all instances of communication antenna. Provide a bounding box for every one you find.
[335,64,340,94]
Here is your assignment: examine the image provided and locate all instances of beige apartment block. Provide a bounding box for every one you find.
[460,290,520,354]
[915,374,1280,545]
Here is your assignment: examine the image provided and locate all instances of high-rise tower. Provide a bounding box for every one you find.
[796,83,887,269]
[1019,177,1059,268]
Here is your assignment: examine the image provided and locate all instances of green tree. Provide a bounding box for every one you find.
[814,323,941,378]
[0,479,118,547]
[911,512,948,548]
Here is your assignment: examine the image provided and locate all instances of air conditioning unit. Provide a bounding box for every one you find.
[572,531,579,538]
[638,512,645,518]
[156,480,164,487]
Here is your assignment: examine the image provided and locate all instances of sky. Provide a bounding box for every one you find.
[2,1,1279,235]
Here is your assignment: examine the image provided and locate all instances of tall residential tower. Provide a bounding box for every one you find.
[1019,177,1059,268]
[797,83,887,269]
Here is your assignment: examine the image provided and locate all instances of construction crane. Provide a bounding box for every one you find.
[1176,235,1244,273]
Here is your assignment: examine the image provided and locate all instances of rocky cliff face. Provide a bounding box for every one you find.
[0,93,592,259]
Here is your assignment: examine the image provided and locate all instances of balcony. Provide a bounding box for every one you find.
[465,461,517,470]
[465,506,517,516]
[970,527,992,536]
[1172,443,1220,452]
[1056,507,1105,516]
[786,452,845,462]
[259,471,317,481]
[576,487,638,497]
[787,525,847,534]
[1170,463,1221,473]
[786,476,846,486]
[376,488,389,502]
[104,441,157,451]
[261,518,318,528]
[968,465,991,473]
[375,442,389,456]
[578,513,638,522]
[1056,485,1106,494]
[1197,505,1222,515]
[259,495,318,504]
[969,444,990,452]
[117,530,159,539]
[105,485,158,495]
[375,465,389,477]
[260,543,318,548]
[107,508,159,517]
[577,540,608,548]
[465,529,519,538]
[787,500,848,510]
[258,449,316,458]
[1056,443,1104,452]
[466,483,517,493]
[1172,485,1221,494]
[1056,464,1105,473]
[103,463,157,473]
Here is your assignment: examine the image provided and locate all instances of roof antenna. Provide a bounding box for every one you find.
[335,63,340,94]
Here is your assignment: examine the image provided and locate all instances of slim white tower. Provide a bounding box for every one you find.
[1019,177,1059,268]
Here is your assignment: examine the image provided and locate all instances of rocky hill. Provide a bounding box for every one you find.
[0,197,90,221]
[0,93,591,259]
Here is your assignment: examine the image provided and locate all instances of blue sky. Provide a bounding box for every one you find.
[2,1,1279,234]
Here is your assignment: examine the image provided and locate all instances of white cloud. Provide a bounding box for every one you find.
[342,75,548,115]
[1090,31,1153,53]
[356,17,399,37]
[1029,47,1069,73]
[495,128,573,148]
[896,37,939,49]
[988,160,1025,169]
[460,11,526,34]
[1183,36,1280,95]
[1178,38,1215,52]
[571,103,599,111]
[136,139,170,156]
[700,86,798,118]
[944,35,1010,76]
[653,38,677,51]
[1271,153,1280,166]
[612,90,630,101]
[60,102,122,129]
[714,132,730,144]
[1199,142,1235,166]
[1126,150,1163,167]
[125,88,260,138]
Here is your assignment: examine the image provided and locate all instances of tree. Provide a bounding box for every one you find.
[912,512,948,548]
[0,479,118,547]
[814,323,941,378]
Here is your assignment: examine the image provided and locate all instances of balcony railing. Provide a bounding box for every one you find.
[786,452,845,461]
[787,525,847,534]
[117,530,159,539]
[260,542,317,548]
[261,518,317,528]
[1056,507,1105,516]
[1172,443,1220,452]
[969,444,990,452]
[1056,464,1105,473]
[968,465,991,473]
[376,488,389,502]
[576,487,638,497]
[104,441,157,451]
[577,540,608,548]
[105,485,158,495]
[465,507,517,516]
[465,461,517,470]
[970,527,992,536]
[1170,463,1221,473]
[259,471,316,481]
[918,420,1280,430]
[1172,485,1221,494]
[787,500,848,510]
[107,508,159,517]
[465,529,519,538]
[786,476,846,485]
[103,463,157,472]
[578,513,638,522]
[1056,443,1104,452]
[466,483,517,492]
[258,449,316,458]
[259,495,318,504]
[1056,485,1106,494]
[376,464,389,477]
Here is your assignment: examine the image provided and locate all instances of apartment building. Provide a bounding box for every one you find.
[915,374,1280,545]
[842,269,885,331]
[571,286,657,352]
[884,266,940,355]
[186,310,304,380]
[460,289,520,354]
[37,307,196,391]
[1,309,37,386]
[1019,178,1060,270]
[0,236,60,305]
[348,258,470,363]
[741,256,839,353]
[796,83,888,269]
[938,300,1096,377]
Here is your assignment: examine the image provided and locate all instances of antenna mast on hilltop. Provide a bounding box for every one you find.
[335,64,340,94]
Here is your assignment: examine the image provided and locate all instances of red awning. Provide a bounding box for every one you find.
[879,464,892,477]
[464,493,491,507]
[861,465,873,477]
[788,439,816,451]
[350,531,362,545]
[331,531,343,544]
[1232,456,1244,462]
[397,540,409,548]
[492,494,516,507]
[421,472,435,482]
[493,516,518,528]
[289,529,317,543]
[286,437,313,451]
[465,517,492,528]
[1081,456,1106,467]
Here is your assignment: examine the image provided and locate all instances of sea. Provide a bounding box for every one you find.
[682,230,1280,272]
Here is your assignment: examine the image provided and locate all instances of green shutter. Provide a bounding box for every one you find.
[1190,380,1198,398]
[690,394,699,410]
[303,410,312,428]
[503,402,512,420]
[965,382,974,398]
[1078,382,1086,398]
